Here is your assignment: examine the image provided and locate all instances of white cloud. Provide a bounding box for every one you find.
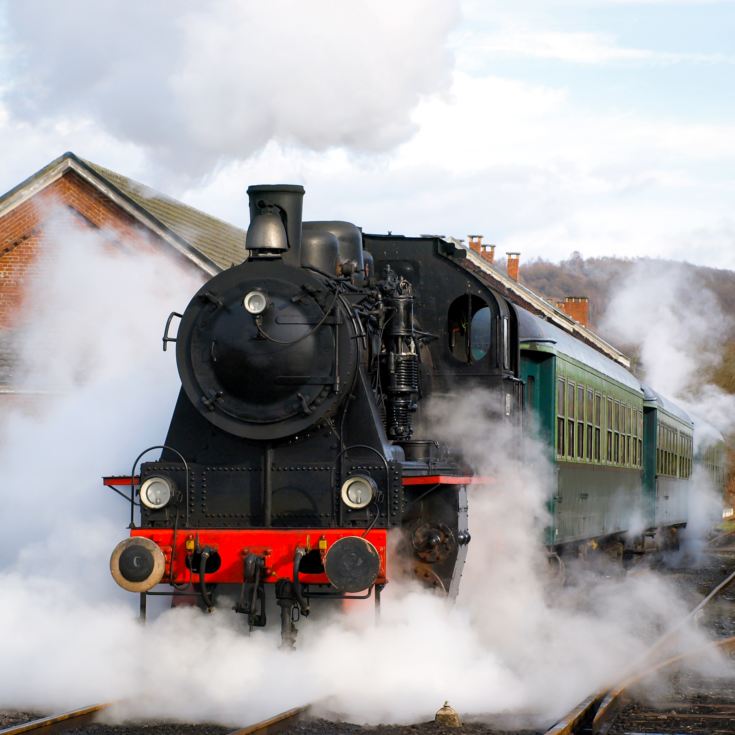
[456,28,735,65]
[4,0,459,178]
[177,69,735,268]
[1,1,734,270]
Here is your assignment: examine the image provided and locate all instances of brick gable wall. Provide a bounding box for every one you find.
[0,170,201,396]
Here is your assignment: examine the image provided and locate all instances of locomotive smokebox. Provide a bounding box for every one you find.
[246,184,305,266]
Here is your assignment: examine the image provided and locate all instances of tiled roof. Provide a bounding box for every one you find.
[83,160,246,270]
[0,152,246,273]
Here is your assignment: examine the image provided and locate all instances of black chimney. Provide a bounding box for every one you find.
[246,184,305,266]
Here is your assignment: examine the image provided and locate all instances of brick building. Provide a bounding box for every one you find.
[0,152,249,401]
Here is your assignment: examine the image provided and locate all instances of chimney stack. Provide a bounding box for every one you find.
[558,296,590,327]
[506,252,520,281]
[246,184,305,267]
[480,243,496,264]
[467,234,483,254]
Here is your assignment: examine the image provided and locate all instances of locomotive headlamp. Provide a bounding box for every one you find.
[243,289,268,315]
[340,474,377,510]
[139,476,174,510]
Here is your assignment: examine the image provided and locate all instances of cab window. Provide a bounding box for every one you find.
[447,295,494,364]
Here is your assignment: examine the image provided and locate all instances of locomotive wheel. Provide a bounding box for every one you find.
[412,562,447,593]
[411,522,456,563]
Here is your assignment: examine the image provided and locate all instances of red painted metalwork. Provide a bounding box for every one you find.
[130,528,388,587]
[103,476,139,486]
[401,475,494,486]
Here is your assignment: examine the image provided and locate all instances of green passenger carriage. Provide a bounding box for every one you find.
[515,307,709,554]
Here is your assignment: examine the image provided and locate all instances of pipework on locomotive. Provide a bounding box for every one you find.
[106,184,517,644]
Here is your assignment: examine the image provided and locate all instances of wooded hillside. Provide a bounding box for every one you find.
[520,253,735,337]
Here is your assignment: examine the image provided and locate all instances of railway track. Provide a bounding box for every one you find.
[0,704,308,735]
[545,562,735,735]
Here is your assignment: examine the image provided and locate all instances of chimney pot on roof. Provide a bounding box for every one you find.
[480,242,496,264]
[506,251,520,281]
[467,234,483,254]
[559,296,590,327]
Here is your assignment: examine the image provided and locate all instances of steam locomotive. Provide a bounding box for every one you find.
[107,184,520,644]
[107,184,725,644]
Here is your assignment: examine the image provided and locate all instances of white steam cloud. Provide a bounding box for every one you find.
[0,230,729,728]
[600,260,731,534]
[600,260,734,431]
[5,0,459,178]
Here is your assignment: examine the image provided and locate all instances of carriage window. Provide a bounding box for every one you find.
[585,388,593,461]
[568,419,575,458]
[586,389,593,422]
[586,425,592,460]
[678,434,684,478]
[556,378,565,457]
[568,383,575,418]
[567,383,575,458]
[577,419,584,457]
[577,386,584,419]
[448,296,493,364]
[557,379,565,414]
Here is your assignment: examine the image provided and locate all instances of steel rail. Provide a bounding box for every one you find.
[0,703,309,735]
[0,703,111,734]
[227,705,310,735]
[591,634,735,733]
[545,635,735,735]
[544,565,735,735]
[707,523,735,548]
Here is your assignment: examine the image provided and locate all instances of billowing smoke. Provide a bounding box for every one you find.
[4,0,459,178]
[599,259,731,534]
[600,261,733,427]
[0,226,729,728]
[0,204,203,591]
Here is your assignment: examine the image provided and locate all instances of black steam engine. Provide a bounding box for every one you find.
[108,184,520,643]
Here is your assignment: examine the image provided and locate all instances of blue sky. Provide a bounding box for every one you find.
[0,0,734,268]
[458,1,735,121]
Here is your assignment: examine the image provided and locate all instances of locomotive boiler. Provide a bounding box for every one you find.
[107,184,521,643]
